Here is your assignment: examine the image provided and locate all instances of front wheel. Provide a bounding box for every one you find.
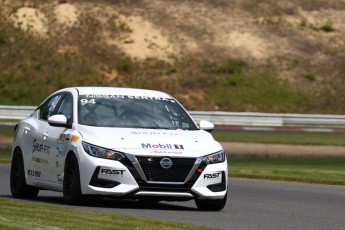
[10,149,39,199]
[195,193,227,211]
[63,154,83,205]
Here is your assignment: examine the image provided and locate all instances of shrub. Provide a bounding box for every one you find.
[0,31,5,45]
[304,73,315,81]
[320,19,335,32]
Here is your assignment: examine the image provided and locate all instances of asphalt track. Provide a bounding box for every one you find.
[1,163,345,230]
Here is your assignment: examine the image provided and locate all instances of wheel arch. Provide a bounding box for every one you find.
[12,146,22,157]
[64,150,79,172]
[65,150,78,162]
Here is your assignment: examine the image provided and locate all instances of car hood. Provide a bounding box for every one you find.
[76,125,223,157]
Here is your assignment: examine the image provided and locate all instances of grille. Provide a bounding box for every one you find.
[136,157,196,182]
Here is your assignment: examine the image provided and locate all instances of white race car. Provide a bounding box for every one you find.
[10,87,228,211]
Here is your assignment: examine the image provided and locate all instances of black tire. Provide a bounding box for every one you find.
[195,192,227,211]
[63,153,83,205]
[10,149,39,199]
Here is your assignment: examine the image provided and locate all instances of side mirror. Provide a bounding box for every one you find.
[199,120,214,132]
[48,114,70,128]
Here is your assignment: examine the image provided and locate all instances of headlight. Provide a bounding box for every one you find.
[203,150,225,164]
[82,142,125,161]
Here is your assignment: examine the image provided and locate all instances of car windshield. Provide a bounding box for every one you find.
[78,95,198,130]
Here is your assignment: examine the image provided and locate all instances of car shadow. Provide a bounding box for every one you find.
[0,194,197,211]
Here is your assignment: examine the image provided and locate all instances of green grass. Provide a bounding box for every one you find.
[204,68,313,113]
[0,127,14,137]
[0,149,11,163]
[0,198,208,230]
[228,156,345,185]
[212,130,345,146]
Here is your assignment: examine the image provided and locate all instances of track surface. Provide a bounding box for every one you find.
[1,163,345,229]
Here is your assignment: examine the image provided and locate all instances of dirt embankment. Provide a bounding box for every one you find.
[2,0,345,93]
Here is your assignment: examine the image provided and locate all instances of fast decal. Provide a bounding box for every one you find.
[32,139,50,154]
[141,143,184,150]
[100,168,125,176]
[28,169,41,177]
[32,157,48,164]
[204,172,221,180]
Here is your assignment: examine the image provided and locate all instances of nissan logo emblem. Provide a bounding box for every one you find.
[160,157,173,169]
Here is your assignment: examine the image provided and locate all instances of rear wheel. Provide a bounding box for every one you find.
[63,154,83,205]
[195,192,227,211]
[10,149,39,199]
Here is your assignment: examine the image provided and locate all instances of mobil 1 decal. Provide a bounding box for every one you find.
[141,143,184,150]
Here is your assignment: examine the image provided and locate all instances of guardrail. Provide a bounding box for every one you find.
[189,111,345,127]
[0,105,36,120]
[1,105,345,129]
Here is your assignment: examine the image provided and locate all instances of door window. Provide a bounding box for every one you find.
[39,94,62,121]
[56,94,73,122]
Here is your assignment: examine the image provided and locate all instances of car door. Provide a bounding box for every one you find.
[29,94,63,182]
[44,93,74,184]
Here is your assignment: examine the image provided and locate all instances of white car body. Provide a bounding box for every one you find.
[11,87,228,210]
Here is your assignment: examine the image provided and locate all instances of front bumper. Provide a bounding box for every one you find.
[79,153,228,200]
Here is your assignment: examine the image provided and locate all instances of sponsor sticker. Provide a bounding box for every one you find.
[99,168,125,177]
[56,147,64,157]
[32,157,48,164]
[28,169,41,177]
[57,174,63,182]
[80,95,176,106]
[150,150,182,155]
[56,161,61,168]
[141,143,184,150]
[32,139,50,154]
[58,134,66,143]
[203,172,222,183]
[70,135,80,143]
[85,95,171,101]
[58,134,71,143]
